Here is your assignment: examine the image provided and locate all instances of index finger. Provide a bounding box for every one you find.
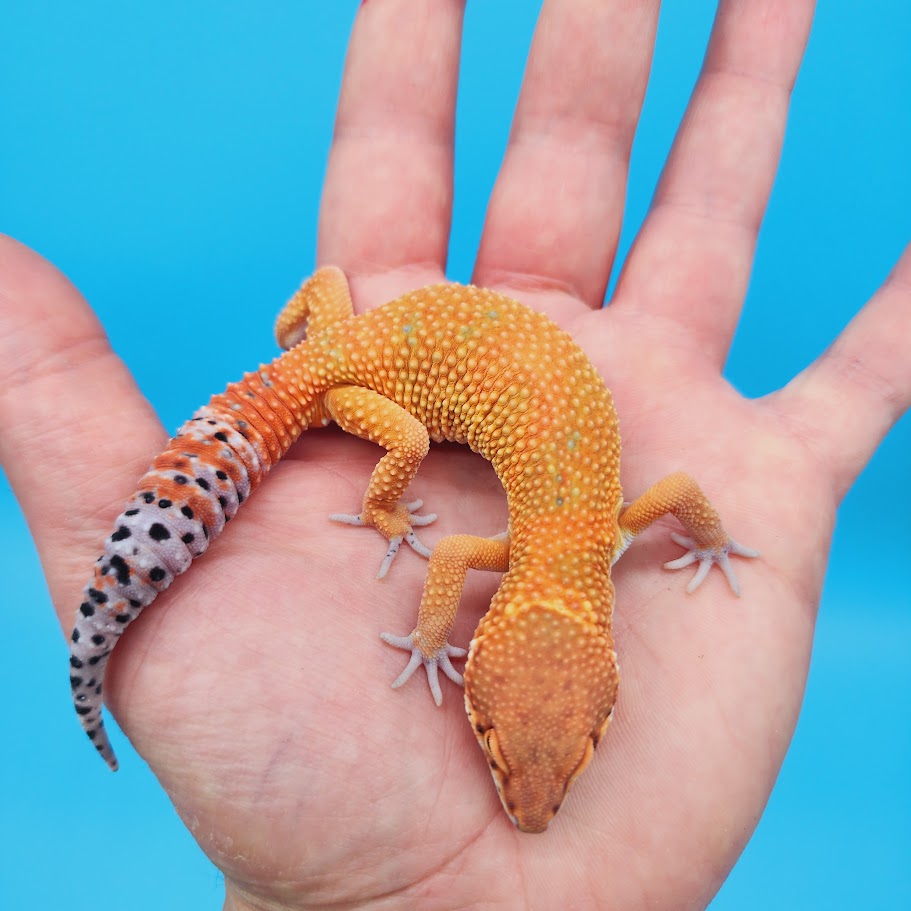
[474,0,660,311]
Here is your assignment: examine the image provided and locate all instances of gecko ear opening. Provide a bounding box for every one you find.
[567,736,595,786]
[592,705,615,748]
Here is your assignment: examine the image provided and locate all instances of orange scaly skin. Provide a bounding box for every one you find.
[69,266,757,833]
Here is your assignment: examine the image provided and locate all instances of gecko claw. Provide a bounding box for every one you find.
[380,632,467,706]
[665,533,760,597]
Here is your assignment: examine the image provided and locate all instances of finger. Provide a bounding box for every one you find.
[318,0,464,302]
[474,0,660,311]
[770,241,911,498]
[0,235,165,623]
[614,0,816,366]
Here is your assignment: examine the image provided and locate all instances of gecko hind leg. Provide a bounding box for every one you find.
[274,266,355,349]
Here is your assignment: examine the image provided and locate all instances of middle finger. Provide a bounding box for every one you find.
[474,0,660,309]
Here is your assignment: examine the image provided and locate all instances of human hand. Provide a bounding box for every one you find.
[2,2,908,910]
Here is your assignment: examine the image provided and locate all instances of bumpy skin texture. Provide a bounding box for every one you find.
[70,266,753,831]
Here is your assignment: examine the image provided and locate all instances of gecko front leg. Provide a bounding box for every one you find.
[381,532,511,704]
[616,471,759,595]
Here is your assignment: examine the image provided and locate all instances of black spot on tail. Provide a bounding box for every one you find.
[109,555,131,586]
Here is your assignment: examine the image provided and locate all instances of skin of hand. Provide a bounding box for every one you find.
[1,2,908,910]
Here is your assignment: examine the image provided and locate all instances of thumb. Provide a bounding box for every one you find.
[0,234,166,627]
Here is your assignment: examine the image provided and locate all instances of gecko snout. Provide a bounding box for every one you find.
[478,725,597,833]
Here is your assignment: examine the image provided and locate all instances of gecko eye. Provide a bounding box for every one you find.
[567,737,595,786]
[484,728,510,775]
[592,707,614,748]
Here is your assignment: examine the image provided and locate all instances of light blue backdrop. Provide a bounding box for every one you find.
[1,2,908,908]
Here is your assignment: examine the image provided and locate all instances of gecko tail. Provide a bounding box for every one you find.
[69,618,120,770]
[68,363,309,766]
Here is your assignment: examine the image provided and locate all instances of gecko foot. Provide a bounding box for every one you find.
[379,631,467,706]
[664,533,760,597]
[330,499,437,579]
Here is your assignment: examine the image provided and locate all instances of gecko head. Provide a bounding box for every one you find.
[464,600,619,833]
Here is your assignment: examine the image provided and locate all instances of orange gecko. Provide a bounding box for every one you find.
[68,266,758,832]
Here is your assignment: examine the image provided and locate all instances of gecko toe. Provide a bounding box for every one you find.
[376,536,404,580]
[328,511,366,526]
[331,500,437,577]
[380,631,466,704]
[404,530,432,558]
[666,533,759,596]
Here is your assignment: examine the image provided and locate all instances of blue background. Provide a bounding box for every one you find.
[1,2,908,907]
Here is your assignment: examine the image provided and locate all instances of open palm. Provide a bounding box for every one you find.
[2,3,908,910]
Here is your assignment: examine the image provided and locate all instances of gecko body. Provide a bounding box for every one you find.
[69,267,756,832]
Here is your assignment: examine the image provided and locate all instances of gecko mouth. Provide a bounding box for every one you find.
[498,734,596,833]
[511,793,564,833]
[493,772,568,834]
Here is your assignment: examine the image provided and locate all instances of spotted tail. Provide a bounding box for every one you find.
[69,365,312,769]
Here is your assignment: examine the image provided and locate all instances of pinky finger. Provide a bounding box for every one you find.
[771,241,911,498]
